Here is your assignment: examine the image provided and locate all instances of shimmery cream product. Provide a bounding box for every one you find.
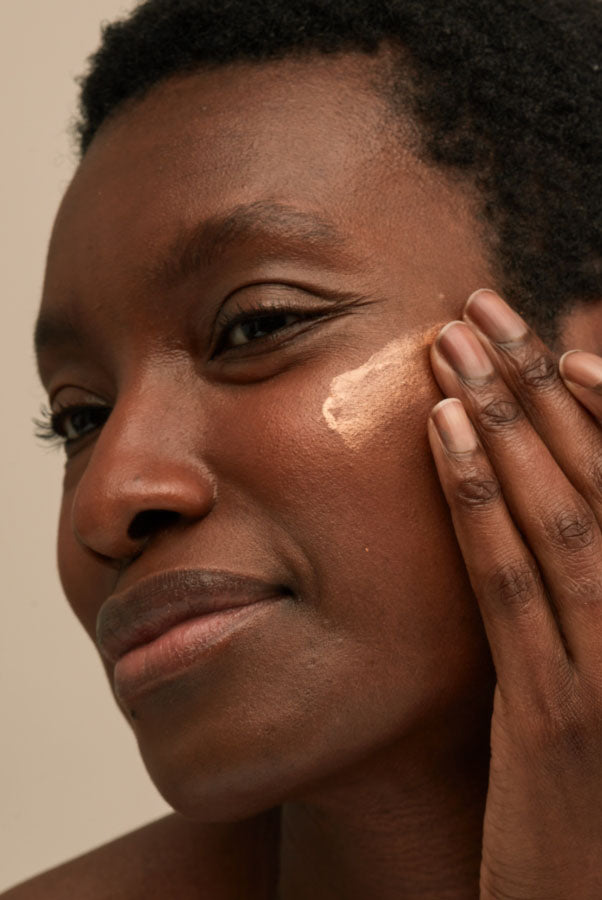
[322,332,432,449]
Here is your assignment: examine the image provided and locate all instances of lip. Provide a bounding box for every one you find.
[96,569,288,695]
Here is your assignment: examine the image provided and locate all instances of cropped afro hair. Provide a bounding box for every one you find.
[75,0,601,344]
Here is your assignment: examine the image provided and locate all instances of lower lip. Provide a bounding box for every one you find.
[113,599,281,701]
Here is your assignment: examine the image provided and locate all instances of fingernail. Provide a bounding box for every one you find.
[465,289,528,343]
[431,399,478,453]
[559,350,602,392]
[437,321,495,381]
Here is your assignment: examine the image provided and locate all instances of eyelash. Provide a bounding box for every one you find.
[33,404,112,450]
[212,299,315,355]
[34,301,317,447]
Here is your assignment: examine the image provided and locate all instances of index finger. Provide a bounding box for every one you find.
[463,290,602,521]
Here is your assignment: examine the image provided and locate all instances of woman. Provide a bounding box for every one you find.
[4,0,601,896]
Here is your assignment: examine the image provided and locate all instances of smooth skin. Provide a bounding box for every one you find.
[5,52,602,898]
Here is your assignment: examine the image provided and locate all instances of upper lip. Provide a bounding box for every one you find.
[96,569,287,663]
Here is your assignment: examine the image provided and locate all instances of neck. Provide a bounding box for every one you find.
[275,697,492,900]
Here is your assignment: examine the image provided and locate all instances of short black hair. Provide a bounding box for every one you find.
[75,0,601,344]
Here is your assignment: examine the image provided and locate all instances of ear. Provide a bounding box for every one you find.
[556,298,602,355]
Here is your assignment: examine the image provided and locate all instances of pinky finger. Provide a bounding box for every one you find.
[560,351,602,423]
[427,399,570,707]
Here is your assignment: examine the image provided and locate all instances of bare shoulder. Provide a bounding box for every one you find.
[1,810,280,900]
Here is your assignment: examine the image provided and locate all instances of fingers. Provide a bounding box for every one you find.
[429,295,602,676]
[560,351,602,423]
[427,399,573,705]
[461,290,602,527]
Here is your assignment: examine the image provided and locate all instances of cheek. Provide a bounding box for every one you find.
[321,336,425,450]
[136,343,490,819]
[218,334,469,639]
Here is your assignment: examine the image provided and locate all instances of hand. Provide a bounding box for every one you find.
[427,290,602,900]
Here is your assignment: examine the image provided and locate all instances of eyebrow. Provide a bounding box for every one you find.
[152,200,349,287]
[34,200,349,359]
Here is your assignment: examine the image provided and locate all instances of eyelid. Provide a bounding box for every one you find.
[211,285,332,357]
[214,303,308,348]
[48,382,108,409]
[54,403,111,439]
[34,399,112,454]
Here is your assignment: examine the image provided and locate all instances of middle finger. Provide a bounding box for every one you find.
[430,319,602,664]
[463,289,602,524]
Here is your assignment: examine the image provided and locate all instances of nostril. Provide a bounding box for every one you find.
[128,509,181,542]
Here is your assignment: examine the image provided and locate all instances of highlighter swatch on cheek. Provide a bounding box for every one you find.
[322,331,433,450]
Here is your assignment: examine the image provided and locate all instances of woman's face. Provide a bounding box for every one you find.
[37,54,497,819]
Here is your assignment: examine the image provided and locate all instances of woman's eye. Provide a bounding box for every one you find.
[224,311,302,349]
[55,405,111,442]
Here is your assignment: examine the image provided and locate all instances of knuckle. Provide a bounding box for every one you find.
[553,718,595,765]
[545,505,598,552]
[484,559,540,613]
[534,698,596,771]
[455,467,501,508]
[524,668,602,771]
[479,396,523,430]
[517,353,559,390]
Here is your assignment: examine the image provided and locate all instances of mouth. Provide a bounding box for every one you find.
[96,569,289,699]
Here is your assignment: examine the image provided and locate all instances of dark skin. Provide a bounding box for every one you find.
[7,51,602,899]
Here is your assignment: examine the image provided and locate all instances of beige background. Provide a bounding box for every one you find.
[0,1,172,892]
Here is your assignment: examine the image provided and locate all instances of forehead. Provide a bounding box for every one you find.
[37,53,488,371]
[54,55,401,237]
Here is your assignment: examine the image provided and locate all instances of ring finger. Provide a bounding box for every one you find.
[463,290,602,524]
[430,319,602,671]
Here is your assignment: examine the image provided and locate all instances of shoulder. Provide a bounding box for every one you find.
[1,810,279,899]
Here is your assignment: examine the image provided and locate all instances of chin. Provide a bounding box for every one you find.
[126,678,433,823]
[134,717,325,822]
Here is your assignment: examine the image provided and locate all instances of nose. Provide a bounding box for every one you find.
[71,390,217,564]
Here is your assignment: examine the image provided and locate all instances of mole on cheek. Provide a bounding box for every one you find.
[321,331,434,450]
